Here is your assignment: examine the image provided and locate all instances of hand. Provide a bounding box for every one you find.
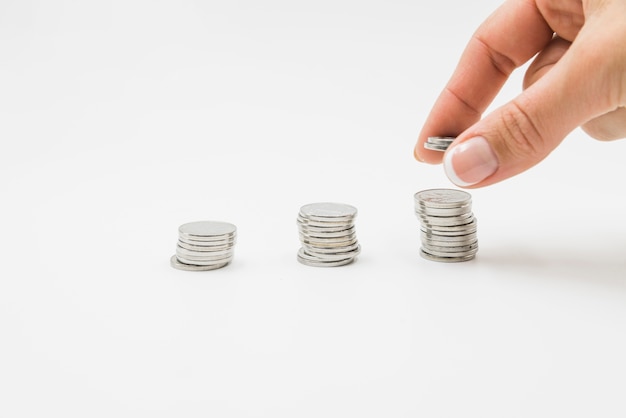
[414,0,626,188]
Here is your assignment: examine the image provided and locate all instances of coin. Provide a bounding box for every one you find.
[427,136,456,145]
[422,242,478,257]
[296,215,352,228]
[179,221,236,239]
[424,143,450,152]
[299,202,357,222]
[300,236,358,248]
[416,212,475,227]
[421,218,478,233]
[300,248,359,262]
[297,202,360,267]
[297,248,354,267]
[425,136,455,152]
[177,240,234,252]
[415,203,472,216]
[175,255,234,266]
[172,220,237,271]
[175,246,234,259]
[415,189,472,208]
[298,225,356,237]
[420,230,477,243]
[414,188,478,263]
[170,255,230,271]
[419,249,475,263]
[302,241,361,255]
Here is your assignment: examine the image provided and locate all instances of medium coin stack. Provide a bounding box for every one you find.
[414,189,478,262]
[424,136,455,152]
[170,221,237,271]
[297,202,361,267]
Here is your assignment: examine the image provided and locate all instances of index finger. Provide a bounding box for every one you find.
[415,0,554,163]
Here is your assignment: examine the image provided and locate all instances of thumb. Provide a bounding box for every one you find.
[442,20,625,188]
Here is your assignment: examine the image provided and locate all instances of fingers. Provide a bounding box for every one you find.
[415,0,553,163]
[524,35,626,141]
[582,107,626,141]
[523,36,571,90]
[443,14,626,188]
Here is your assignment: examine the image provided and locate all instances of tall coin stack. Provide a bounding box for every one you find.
[414,189,478,262]
[170,221,237,271]
[297,202,361,267]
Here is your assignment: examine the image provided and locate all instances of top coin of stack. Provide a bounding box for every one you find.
[424,136,455,152]
[171,220,237,271]
[297,202,361,267]
[414,189,478,262]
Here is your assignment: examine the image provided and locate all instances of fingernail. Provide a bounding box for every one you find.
[444,136,498,187]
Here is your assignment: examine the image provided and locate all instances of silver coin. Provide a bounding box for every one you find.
[176,248,235,261]
[421,227,478,237]
[301,251,358,262]
[176,254,233,265]
[424,137,455,152]
[299,230,356,240]
[175,254,234,266]
[179,221,237,239]
[297,215,353,228]
[422,242,478,253]
[427,136,456,145]
[299,225,356,237]
[419,249,475,263]
[425,139,452,147]
[298,247,355,262]
[417,212,475,227]
[297,249,355,267]
[299,202,357,222]
[177,240,235,252]
[302,248,360,262]
[299,231,357,243]
[300,238,358,250]
[420,225,477,237]
[176,245,233,258]
[421,237,478,248]
[178,233,236,244]
[178,235,236,247]
[420,245,478,258]
[424,143,449,152]
[421,218,478,232]
[170,255,230,271]
[302,241,361,255]
[175,251,234,262]
[414,189,472,209]
[415,203,472,217]
[420,230,477,242]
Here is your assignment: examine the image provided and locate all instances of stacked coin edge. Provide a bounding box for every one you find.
[297,202,361,267]
[414,189,478,262]
[171,220,237,271]
[424,136,455,152]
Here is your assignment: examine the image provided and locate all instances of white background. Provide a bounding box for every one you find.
[2,1,626,416]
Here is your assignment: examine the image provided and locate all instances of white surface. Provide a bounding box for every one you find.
[2,1,626,417]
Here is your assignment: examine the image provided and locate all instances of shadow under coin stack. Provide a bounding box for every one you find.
[297,202,361,267]
[414,189,478,262]
[170,221,237,271]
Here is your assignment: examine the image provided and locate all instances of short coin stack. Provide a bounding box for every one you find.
[170,221,237,271]
[297,202,360,267]
[424,136,455,152]
[414,189,478,262]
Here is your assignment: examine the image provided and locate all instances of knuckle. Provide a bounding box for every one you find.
[496,101,546,160]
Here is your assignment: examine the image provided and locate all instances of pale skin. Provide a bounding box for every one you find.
[414,0,626,188]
